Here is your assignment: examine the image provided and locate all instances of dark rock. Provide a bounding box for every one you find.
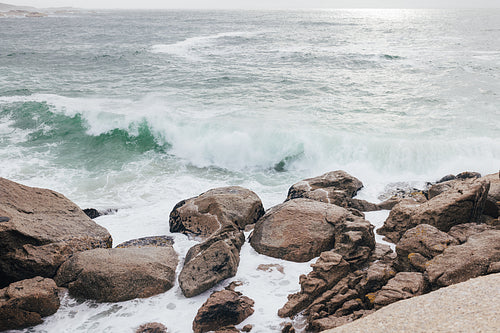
[169,186,264,239]
[378,178,490,243]
[0,276,59,331]
[438,174,456,183]
[456,171,481,180]
[483,172,500,218]
[179,225,245,298]
[278,251,350,317]
[241,324,253,332]
[192,289,254,333]
[373,272,428,308]
[281,322,295,333]
[396,224,458,271]
[213,325,240,333]
[0,178,112,288]
[115,235,174,248]
[426,229,500,287]
[55,247,178,302]
[83,208,100,219]
[135,322,168,333]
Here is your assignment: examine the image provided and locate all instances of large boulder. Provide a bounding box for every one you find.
[395,224,458,271]
[286,171,379,212]
[179,225,245,298]
[0,276,59,331]
[192,288,254,333]
[378,178,490,243]
[483,172,499,218]
[0,178,112,287]
[373,272,428,308]
[169,186,264,239]
[425,229,500,287]
[447,223,494,244]
[55,247,178,302]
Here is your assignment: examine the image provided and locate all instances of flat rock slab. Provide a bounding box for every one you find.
[55,247,178,302]
[323,273,500,333]
[0,276,59,331]
[0,178,112,287]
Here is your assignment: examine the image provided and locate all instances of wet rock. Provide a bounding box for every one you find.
[0,277,59,331]
[287,170,363,200]
[115,235,174,248]
[378,178,490,243]
[0,178,112,288]
[55,247,178,302]
[83,208,118,219]
[426,229,500,287]
[396,224,458,271]
[483,172,500,218]
[135,322,168,333]
[278,251,350,317]
[373,272,428,309]
[169,186,264,239]
[192,289,254,333]
[179,225,245,298]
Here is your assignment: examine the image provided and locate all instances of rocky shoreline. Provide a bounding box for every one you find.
[0,170,498,332]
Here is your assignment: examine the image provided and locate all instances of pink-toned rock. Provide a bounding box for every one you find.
[0,178,112,287]
[373,272,428,308]
[169,186,264,239]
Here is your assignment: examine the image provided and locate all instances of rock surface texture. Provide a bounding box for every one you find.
[192,288,254,333]
[373,272,428,308]
[250,199,374,263]
[0,276,59,331]
[55,247,178,302]
[323,273,500,333]
[378,178,490,243]
[483,172,500,218]
[0,177,112,287]
[169,186,264,239]
[179,225,245,297]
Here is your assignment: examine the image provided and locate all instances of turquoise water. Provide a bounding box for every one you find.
[1,9,499,332]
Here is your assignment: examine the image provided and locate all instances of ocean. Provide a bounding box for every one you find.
[1,8,499,332]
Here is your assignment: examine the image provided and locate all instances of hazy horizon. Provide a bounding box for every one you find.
[3,0,500,10]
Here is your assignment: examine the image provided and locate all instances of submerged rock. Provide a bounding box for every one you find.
[179,225,245,298]
[55,247,178,302]
[169,186,264,239]
[0,177,112,288]
[0,276,59,331]
[192,289,254,333]
[135,322,168,333]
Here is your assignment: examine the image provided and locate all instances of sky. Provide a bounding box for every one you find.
[3,0,500,9]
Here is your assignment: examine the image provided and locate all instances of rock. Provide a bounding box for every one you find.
[135,322,168,333]
[0,276,59,331]
[257,264,284,274]
[278,251,350,317]
[83,208,100,219]
[212,326,240,332]
[250,199,337,262]
[287,170,363,201]
[426,229,500,287]
[488,262,500,274]
[456,171,481,179]
[438,174,456,183]
[115,235,174,248]
[55,247,178,302]
[242,324,253,332]
[483,172,500,218]
[427,179,458,199]
[251,199,374,263]
[192,289,254,333]
[179,225,245,298]
[285,171,379,212]
[395,224,458,271]
[378,178,490,243]
[169,186,264,239]
[323,273,500,333]
[447,223,494,244]
[281,322,295,333]
[0,178,112,287]
[373,272,428,309]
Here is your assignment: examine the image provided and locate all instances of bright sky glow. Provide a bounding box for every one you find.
[3,0,500,9]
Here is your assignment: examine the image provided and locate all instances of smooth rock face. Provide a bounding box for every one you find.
[0,276,59,331]
[192,289,254,333]
[396,224,458,271]
[179,225,245,297]
[378,178,490,243]
[426,229,500,287]
[373,272,428,308]
[0,177,112,287]
[250,199,340,262]
[55,247,178,302]
[169,186,264,239]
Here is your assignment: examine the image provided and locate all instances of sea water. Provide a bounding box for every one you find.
[0,9,499,333]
